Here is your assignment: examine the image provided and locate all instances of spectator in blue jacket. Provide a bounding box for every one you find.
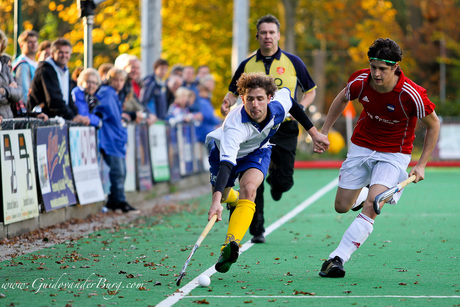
[71,68,102,128]
[194,74,221,145]
[140,58,169,120]
[95,67,139,213]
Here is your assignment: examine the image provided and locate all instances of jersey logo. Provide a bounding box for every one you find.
[222,154,230,158]
[387,104,395,112]
[352,241,361,248]
[276,67,285,75]
[362,96,369,102]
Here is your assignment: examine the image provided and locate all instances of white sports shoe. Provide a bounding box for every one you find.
[351,186,369,211]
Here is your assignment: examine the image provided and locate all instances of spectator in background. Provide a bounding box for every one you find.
[28,38,89,124]
[12,30,39,105]
[70,66,84,89]
[166,74,183,107]
[140,58,169,120]
[183,65,199,110]
[0,30,22,119]
[95,67,139,213]
[169,64,184,77]
[196,65,211,81]
[114,54,149,119]
[166,86,202,126]
[183,65,198,90]
[98,62,114,82]
[71,68,102,128]
[37,40,51,62]
[194,74,221,145]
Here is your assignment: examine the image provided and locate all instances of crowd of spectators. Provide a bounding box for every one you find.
[0,30,222,213]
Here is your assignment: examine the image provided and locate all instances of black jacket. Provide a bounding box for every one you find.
[28,61,78,120]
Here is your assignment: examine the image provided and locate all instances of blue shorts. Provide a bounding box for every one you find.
[208,144,271,188]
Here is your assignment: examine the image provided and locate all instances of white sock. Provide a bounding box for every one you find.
[329,213,374,263]
[351,186,369,210]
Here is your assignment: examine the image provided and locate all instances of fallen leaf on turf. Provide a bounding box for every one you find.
[268,299,276,302]
[399,283,407,286]
[293,290,315,296]
[244,300,253,303]
[192,299,209,304]
[126,274,135,278]
[119,271,127,274]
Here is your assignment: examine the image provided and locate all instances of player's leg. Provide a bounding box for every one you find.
[250,183,266,243]
[320,144,373,277]
[320,150,410,277]
[266,121,297,201]
[216,168,264,273]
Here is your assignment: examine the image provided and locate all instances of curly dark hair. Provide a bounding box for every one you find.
[236,73,277,98]
[367,38,403,66]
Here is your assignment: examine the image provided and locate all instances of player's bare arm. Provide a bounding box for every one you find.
[221,92,238,116]
[409,111,440,183]
[299,88,316,110]
[321,88,348,135]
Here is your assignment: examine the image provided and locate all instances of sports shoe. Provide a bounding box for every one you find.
[118,202,141,214]
[319,256,345,278]
[251,235,266,244]
[351,186,369,211]
[270,189,283,201]
[215,241,239,273]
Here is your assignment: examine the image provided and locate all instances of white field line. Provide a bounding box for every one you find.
[156,178,338,307]
[180,295,460,299]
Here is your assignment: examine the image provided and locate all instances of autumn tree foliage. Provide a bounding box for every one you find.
[0,0,459,114]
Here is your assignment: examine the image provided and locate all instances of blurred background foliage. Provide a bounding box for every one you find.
[1,0,460,117]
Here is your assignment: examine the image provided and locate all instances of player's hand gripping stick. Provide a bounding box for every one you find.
[373,175,416,215]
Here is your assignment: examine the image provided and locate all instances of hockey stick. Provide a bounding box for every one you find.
[176,214,217,286]
[373,175,416,215]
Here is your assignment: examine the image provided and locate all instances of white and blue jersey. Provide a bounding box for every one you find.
[206,88,293,166]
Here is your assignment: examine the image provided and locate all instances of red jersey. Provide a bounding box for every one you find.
[346,69,435,154]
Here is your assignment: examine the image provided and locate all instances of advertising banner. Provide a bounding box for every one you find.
[167,124,181,183]
[148,122,170,182]
[135,123,153,191]
[36,126,76,211]
[125,124,136,191]
[177,123,194,176]
[0,130,39,224]
[69,127,105,205]
[437,123,460,159]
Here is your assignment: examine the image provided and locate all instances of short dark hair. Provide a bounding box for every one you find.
[153,58,169,70]
[18,30,38,46]
[236,72,277,98]
[256,14,280,32]
[51,38,72,53]
[367,38,403,66]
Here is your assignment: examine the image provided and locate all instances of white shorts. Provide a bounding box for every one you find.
[338,143,411,204]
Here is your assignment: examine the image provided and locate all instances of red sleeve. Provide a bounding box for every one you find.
[345,69,369,101]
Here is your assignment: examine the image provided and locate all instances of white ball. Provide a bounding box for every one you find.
[198,274,211,287]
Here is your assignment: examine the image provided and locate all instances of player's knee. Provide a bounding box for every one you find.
[334,199,350,214]
[239,183,258,201]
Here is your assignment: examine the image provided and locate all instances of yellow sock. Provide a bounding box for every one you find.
[224,199,255,245]
[222,188,239,204]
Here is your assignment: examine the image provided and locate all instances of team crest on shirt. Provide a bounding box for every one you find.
[276,67,285,75]
[387,104,395,112]
[272,123,280,130]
